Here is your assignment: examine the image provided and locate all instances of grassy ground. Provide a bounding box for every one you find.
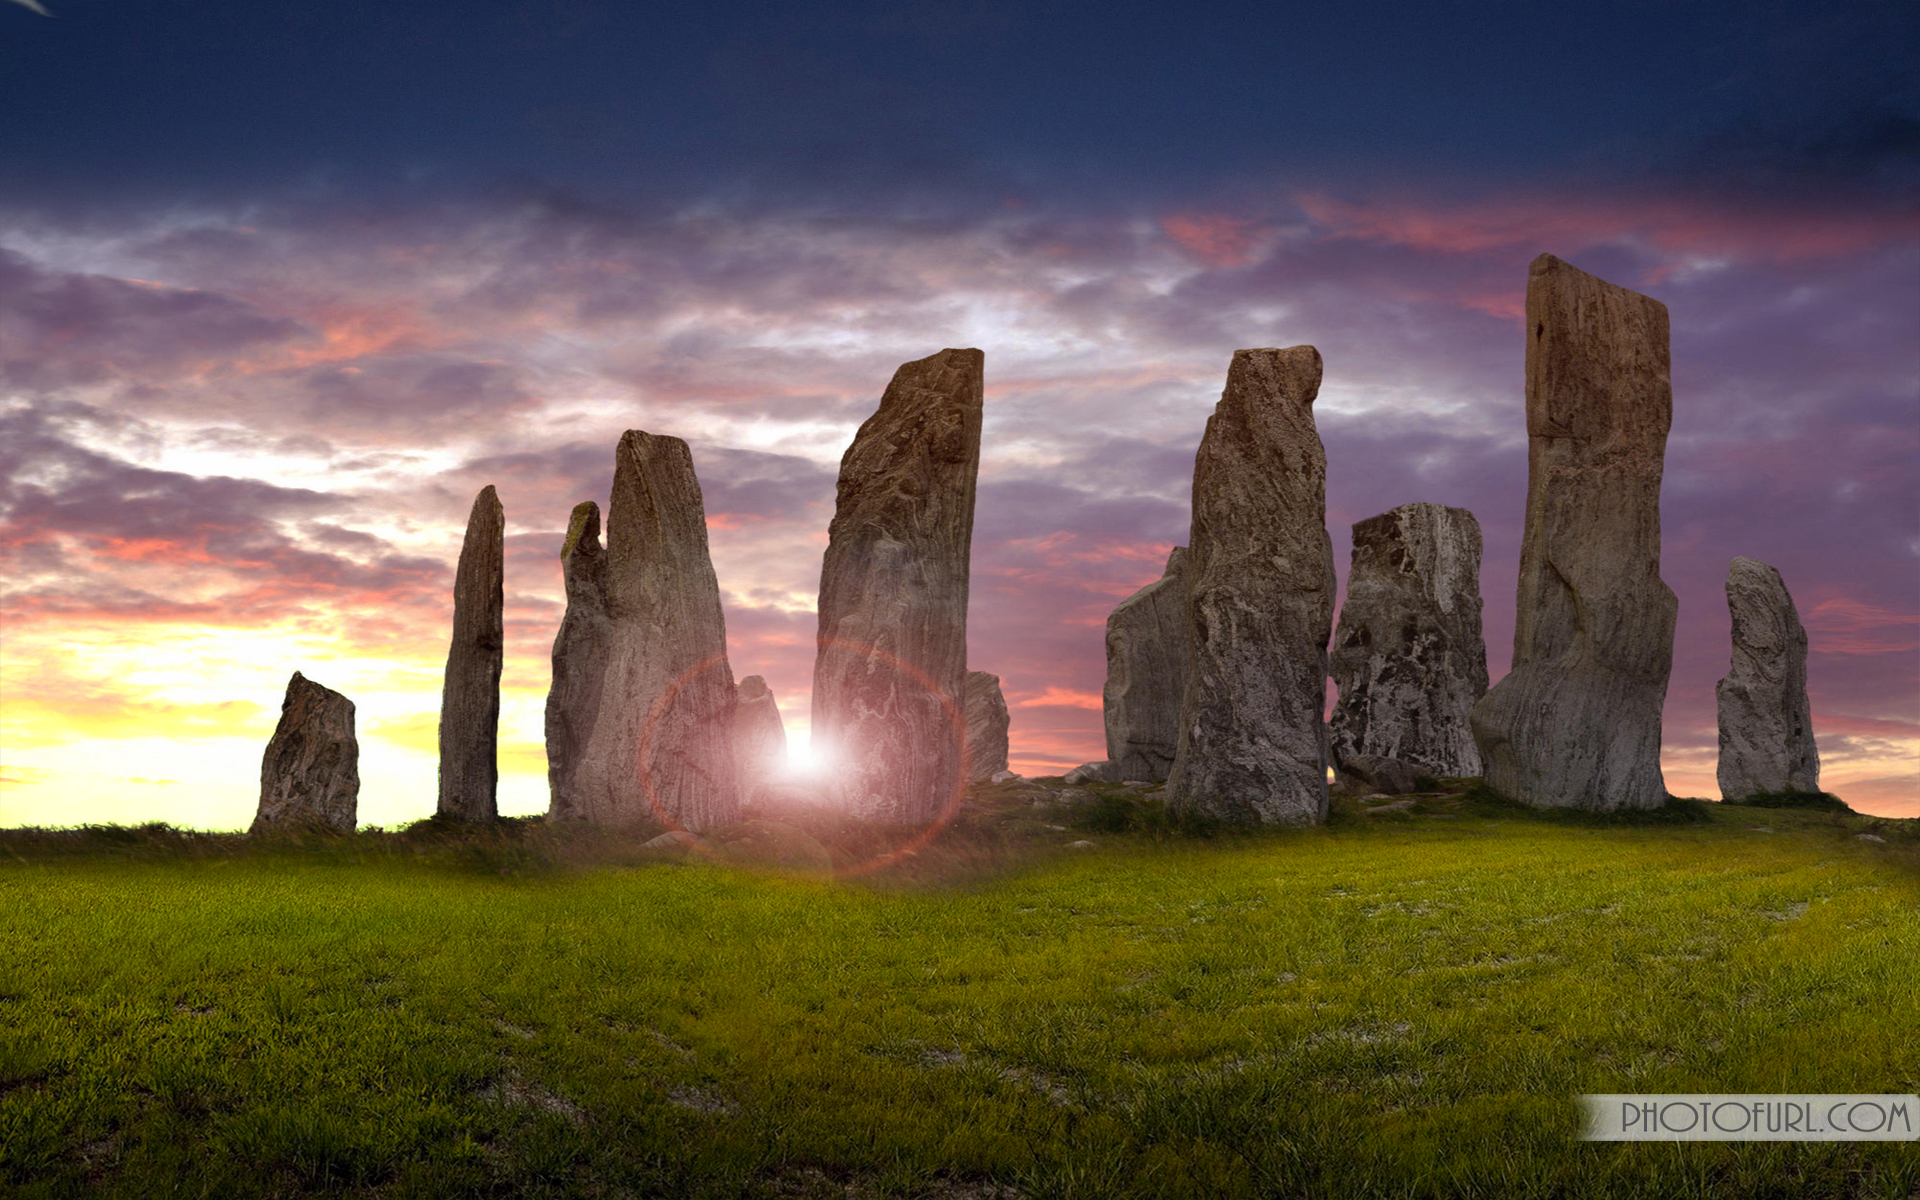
[2,782,1916,1199]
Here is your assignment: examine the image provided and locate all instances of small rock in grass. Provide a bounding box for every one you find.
[1066,839,1096,848]
[1856,833,1887,844]
[990,769,1022,783]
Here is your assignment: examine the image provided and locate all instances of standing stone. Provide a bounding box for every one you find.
[964,671,1011,781]
[1167,346,1336,825]
[1328,503,1488,779]
[733,675,788,803]
[437,485,503,822]
[570,432,738,831]
[1103,546,1191,782]
[253,672,359,834]
[545,501,611,821]
[1470,254,1677,811]
[812,348,983,824]
[1717,557,1820,799]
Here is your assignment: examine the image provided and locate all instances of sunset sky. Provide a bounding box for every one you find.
[2,0,1915,827]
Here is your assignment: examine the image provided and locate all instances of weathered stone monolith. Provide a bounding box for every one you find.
[1329,503,1487,779]
[812,348,983,824]
[1469,254,1677,810]
[733,675,787,803]
[1103,545,1190,783]
[1167,346,1335,825]
[253,671,359,834]
[964,671,1010,781]
[545,501,611,821]
[1717,557,1820,800]
[569,432,738,831]
[437,484,503,822]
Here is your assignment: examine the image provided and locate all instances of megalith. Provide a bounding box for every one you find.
[733,675,788,803]
[1328,503,1488,778]
[964,671,1011,781]
[545,501,611,821]
[1717,557,1820,799]
[1103,545,1190,782]
[253,671,359,834]
[1167,346,1336,825]
[569,431,739,831]
[812,348,984,824]
[1469,253,1677,811]
[437,484,503,822]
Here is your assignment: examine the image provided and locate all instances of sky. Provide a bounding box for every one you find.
[1,0,1915,828]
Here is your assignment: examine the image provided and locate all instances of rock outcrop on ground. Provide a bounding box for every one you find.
[1102,546,1190,783]
[1167,346,1336,825]
[1328,503,1487,778]
[964,671,1010,781]
[1717,557,1820,799]
[733,675,788,804]
[1470,254,1677,811]
[545,501,612,821]
[254,671,359,834]
[437,485,504,822]
[568,431,739,831]
[812,348,984,824]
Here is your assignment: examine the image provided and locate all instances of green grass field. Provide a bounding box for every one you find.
[2,784,1916,1198]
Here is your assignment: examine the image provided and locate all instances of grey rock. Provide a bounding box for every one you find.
[437,485,503,822]
[1716,557,1820,799]
[640,829,710,860]
[1856,833,1886,844]
[964,671,1011,780]
[253,671,359,834]
[1063,761,1119,786]
[1336,753,1426,796]
[1066,840,1096,849]
[1103,546,1190,782]
[1470,254,1677,811]
[812,348,984,824]
[1328,503,1487,777]
[545,501,611,821]
[733,675,788,804]
[571,432,739,831]
[1167,346,1336,825]
[989,769,1022,784]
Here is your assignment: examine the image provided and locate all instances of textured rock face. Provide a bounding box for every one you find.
[545,501,612,821]
[1103,546,1190,783]
[733,675,788,803]
[569,432,738,831]
[254,672,359,834]
[437,485,504,822]
[1717,557,1820,799]
[1336,753,1425,797]
[1470,254,1677,811]
[963,671,1010,781]
[812,348,984,824]
[1328,504,1487,778]
[1167,346,1336,825]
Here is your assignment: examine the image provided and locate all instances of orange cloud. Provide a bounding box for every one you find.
[1013,686,1103,710]
[1802,598,1920,655]
[1160,212,1267,268]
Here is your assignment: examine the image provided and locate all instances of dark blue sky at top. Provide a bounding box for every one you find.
[4,0,1916,212]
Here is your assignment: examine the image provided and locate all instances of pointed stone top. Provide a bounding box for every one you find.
[561,500,601,561]
[1730,555,1781,579]
[739,675,771,700]
[1164,545,1188,575]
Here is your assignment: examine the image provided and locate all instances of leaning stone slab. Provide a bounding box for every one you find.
[570,432,739,832]
[812,348,984,824]
[545,501,611,822]
[1328,503,1487,777]
[964,671,1011,781]
[1063,761,1119,785]
[1717,557,1820,799]
[733,675,788,804]
[253,671,359,834]
[1167,346,1336,825]
[437,485,504,822]
[1470,254,1677,811]
[1336,753,1425,796]
[1103,546,1190,782]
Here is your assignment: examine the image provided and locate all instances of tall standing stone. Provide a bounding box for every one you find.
[1167,346,1336,825]
[812,348,983,824]
[1717,557,1820,799]
[1328,503,1488,778]
[545,501,611,821]
[1103,546,1190,783]
[964,671,1010,781]
[437,485,503,822]
[253,671,359,834]
[1469,254,1677,811]
[570,432,738,831]
[733,675,788,803]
